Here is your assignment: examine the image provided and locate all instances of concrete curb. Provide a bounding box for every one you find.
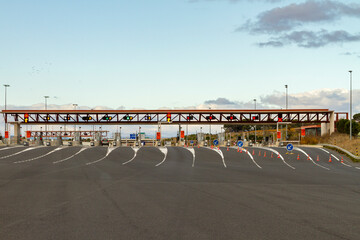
[322,143,360,161]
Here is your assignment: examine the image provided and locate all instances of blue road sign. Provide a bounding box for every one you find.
[130,134,136,140]
[213,139,219,146]
[286,143,294,151]
[237,141,244,148]
[190,140,194,144]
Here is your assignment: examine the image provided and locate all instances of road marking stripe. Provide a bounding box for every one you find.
[53,147,88,164]
[14,147,63,163]
[321,149,330,154]
[122,147,140,165]
[0,146,23,151]
[155,147,168,166]
[183,147,196,167]
[86,147,118,165]
[319,148,353,167]
[257,147,295,170]
[294,147,330,170]
[0,147,44,159]
[244,148,262,169]
[209,147,226,168]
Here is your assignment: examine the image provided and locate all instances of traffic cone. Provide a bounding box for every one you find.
[211,145,213,149]
[317,155,319,162]
[252,150,255,155]
[341,157,344,163]
[297,154,300,160]
[240,148,243,153]
[259,151,261,156]
[329,155,332,163]
[277,153,280,158]
[264,151,266,157]
[227,147,229,151]
[307,155,310,161]
[237,147,240,152]
[197,145,200,148]
[218,146,220,150]
[271,152,273,158]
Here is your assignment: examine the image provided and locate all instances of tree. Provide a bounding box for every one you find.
[336,119,348,133]
[353,113,360,122]
[345,120,360,136]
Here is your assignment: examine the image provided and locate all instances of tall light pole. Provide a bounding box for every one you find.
[285,85,288,140]
[349,70,353,140]
[285,85,288,109]
[44,96,49,135]
[3,84,10,140]
[209,107,211,145]
[254,99,257,145]
[73,104,78,133]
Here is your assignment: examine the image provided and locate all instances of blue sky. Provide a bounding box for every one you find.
[1,0,360,137]
[1,0,359,112]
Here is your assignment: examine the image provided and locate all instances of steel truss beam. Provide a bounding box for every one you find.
[27,131,108,138]
[2,109,347,125]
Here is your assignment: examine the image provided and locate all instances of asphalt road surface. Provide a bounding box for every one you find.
[1,145,360,240]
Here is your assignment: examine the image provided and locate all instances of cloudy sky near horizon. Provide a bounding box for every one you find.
[1,0,359,136]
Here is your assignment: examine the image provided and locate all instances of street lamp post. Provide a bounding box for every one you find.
[209,107,211,145]
[349,70,353,140]
[3,84,10,143]
[73,104,78,132]
[254,99,257,145]
[44,96,50,136]
[285,85,288,140]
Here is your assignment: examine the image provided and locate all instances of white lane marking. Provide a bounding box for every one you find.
[0,147,44,159]
[0,146,23,151]
[184,147,196,167]
[53,147,88,164]
[122,147,140,165]
[86,147,118,165]
[321,149,330,154]
[14,147,64,163]
[155,147,168,167]
[257,147,295,170]
[209,147,226,168]
[294,147,330,170]
[356,167,360,170]
[319,148,353,168]
[243,148,262,169]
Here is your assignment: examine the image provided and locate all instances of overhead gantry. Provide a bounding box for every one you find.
[2,109,347,144]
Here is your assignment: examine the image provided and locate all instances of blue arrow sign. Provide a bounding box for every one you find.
[286,143,294,151]
[213,139,219,146]
[237,141,244,148]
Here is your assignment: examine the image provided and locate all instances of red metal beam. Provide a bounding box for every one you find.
[2,109,339,125]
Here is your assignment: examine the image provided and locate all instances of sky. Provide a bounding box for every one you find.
[1,0,360,137]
